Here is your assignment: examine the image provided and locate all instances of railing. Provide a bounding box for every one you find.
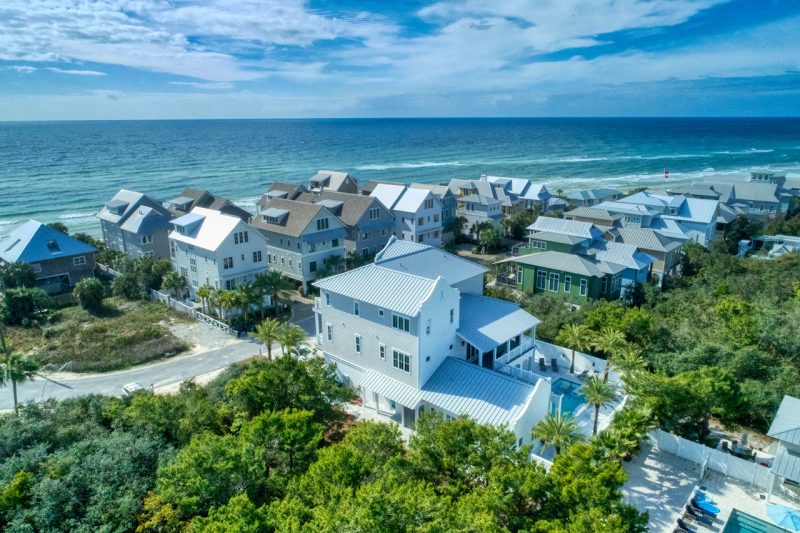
[96,263,122,277]
[497,337,536,365]
[496,271,517,287]
[149,289,237,336]
[496,361,550,385]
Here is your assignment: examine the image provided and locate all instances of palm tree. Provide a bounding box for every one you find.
[323,254,344,274]
[207,286,221,318]
[591,327,627,381]
[256,271,293,315]
[613,345,648,390]
[196,284,213,315]
[218,290,238,325]
[0,352,39,415]
[233,285,254,323]
[556,323,591,374]
[581,375,619,436]
[532,412,582,455]
[253,318,282,359]
[275,323,307,357]
[161,271,187,301]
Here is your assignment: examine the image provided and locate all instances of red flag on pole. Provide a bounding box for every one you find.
[664,168,669,180]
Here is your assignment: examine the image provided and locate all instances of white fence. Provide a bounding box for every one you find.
[649,429,771,489]
[149,289,238,337]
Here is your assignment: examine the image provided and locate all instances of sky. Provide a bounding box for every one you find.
[1,0,799,120]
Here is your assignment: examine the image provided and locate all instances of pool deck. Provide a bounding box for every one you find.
[623,441,799,532]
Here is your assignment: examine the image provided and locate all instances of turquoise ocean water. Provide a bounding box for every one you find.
[1,117,799,238]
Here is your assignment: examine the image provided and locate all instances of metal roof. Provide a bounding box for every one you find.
[497,251,606,278]
[119,205,171,235]
[615,227,684,253]
[566,188,621,201]
[768,396,800,445]
[370,183,406,210]
[527,216,602,239]
[169,208,253,252]
[457,294,540,352]
[0,220,96,263]
[409,183,453,198]
[97,189,169,225]
[564,206,620,223]
[771,446,800,483]
[460,194,502,206]
[310,170,354,191]
[374,236,488,287]
[313,263,438,316]
[589,242,655,270]
[360,370,423,408]
[421,358,538,427]
[528,231,588,245]
[261,207,290,219]
[394,187,434,213]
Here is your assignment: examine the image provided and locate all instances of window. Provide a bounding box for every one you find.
[223,256,234,269]
[252,251,262,262]
[332,238,339,247]
[316,218,329,231]
[310,260,317,273]
[143,251,154,258]
[600,277,607,294]
[449,308,454,323]
[326,324,333,341]
[324,292,330,306]
[417,217,424,226]
[353,301,359,316]
[392,314,410,332]
[361,232,368,240]
[379,344,386,360]
[139,235,153,245]
[564,276,572,292]
[433,214,440,222]
[225,279,236,290]
[233,231,248,244]
[392,350,410,373]
[379,309,384,317]
[549,272,559,292]
[180,267,188,277]
[355,335,361,354]
[72,255,87,266]
[190,257,197,273]
[425,319,431,335]
[424,198,434,209]
[536,270,547,290]
[31,263,42,273]
[517,265,524,283]
[309,243,317,252]
[531,240,546,250]
[369,207,380,220]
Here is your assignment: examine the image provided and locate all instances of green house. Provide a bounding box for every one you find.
[495,251,624,302]
[515,231,590,256]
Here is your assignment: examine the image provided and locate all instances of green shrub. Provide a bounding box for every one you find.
[73,278,105,311]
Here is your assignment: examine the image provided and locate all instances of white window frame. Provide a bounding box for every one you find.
[392,314,410,332]
[354,335,361,354]
[548,272,559,292]
[564,275,572,293]
[325,292,330,306]
[72,255,87,266]
[536,270,546,290]
[392,349,411,373]
[379,343,386,360]
[353,301,359,316]
[326,324,333,341]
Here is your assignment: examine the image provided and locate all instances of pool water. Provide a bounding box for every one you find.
[723,509,785,533]
[550,379,584,417]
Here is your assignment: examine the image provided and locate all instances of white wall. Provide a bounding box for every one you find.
[417,278,461,388]
[513,377,552,446]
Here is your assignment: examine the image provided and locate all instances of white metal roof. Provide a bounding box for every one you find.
[772,446,800,483]
[313,263,439,316]
[527,216,600,239]
[768,395,800,446]
[374,236,487,286]
[370,183,406,210]
[457,294,540,353]
[168,207,247,252]
[359,370,423,408]
[497,251,606,278]
[589,242,655,270]
[421,358,538,427]
[394,187,433,213]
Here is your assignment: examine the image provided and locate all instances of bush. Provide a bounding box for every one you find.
[1,288,48,326]
[1,262,36,289]
[73,278,105,311]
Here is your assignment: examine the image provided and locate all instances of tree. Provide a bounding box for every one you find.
[191,494,270,532]
[324,254,344,275]
[47,222,69,234]
[591,327,626,381]
[218,291,237,325]
[112,270,144,300]
[723,215,763,255]
[613,345,648,388]
[234,284,260,323]
[581,375,618,436]
[72,278,105,311]
[0,262,36,289]
[196,284,213,315]
[253,319,281,360]
[478,227,502,253]
[444,216,467,240]
[256,271,293,314]
[501,209,538,240]
[0,352,39,414]
[0,288,48,326]
[556,323,590,374]
[161,271,188,301]
[532,412,582,455]
[276,323,307,357]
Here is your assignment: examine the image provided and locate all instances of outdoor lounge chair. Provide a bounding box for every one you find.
[675,519,697,533]
[694,491,717,506]
[539,358,547,372]
[551,358,559,372]
[690,497,718,518]
[685,506,714,527]
[577,369,589,379]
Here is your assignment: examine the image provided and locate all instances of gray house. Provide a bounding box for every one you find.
[293,190,395,257]
[97,189,173,258]
[252,197,347,290]
[309,170,358,194]
[410,183,457,228]
[165,188,252,223]
[0,220,96,294]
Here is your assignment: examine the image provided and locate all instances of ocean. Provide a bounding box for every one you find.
[1,117,799,238]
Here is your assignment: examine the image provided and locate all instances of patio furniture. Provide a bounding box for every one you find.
[690,497,719,517]
[685,506,714,527]
[577,369,589,379]
[551,358,559,372]
[539,358,547,372]
[675,518,697,533]
[694,490,717,505]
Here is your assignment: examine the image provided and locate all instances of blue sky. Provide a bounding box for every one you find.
[1,0,799,119]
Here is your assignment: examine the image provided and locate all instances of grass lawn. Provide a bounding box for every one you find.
[5,298,191,372]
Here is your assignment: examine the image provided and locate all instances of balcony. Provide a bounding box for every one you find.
[496,270,518,288]
[496,336,535,366]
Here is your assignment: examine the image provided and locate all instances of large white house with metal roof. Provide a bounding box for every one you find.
[313,237,550,444]
[168,207,269,299]
[767,395,800,503]
[370,184,443,247]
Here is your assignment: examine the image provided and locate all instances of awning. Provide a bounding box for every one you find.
[359,370,422,409]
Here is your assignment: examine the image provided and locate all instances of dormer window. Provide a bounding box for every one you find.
[46,240,60,253]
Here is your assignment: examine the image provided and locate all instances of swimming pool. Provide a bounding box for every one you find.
[550,379,584,417]
[723,509,784,533]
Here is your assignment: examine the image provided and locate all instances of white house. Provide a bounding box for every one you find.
[313,237,550,445]
[168,207,269,299]
[616,192,719,246]
[370,184,443,247]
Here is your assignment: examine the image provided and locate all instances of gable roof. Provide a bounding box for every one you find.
[374,236,487,286]
[588,242,655,270]
[97,189,173,231]
[309,170,356,191]
[768,395,800,446]
[527,216,601,240]
[457,294,540,352]
[395,187,435,212]
[497,251,605,278]
[485,175,551,201]
[409,183,453,198]
[528,231,588,245]
[293,190,387,227]
[261,182,308,202]
[614,227,684,252]
[564,206,620,224]
[370,183,406,210]
[168,188,251,221]
[313,263,440,316]
[168,207,250,252]
[253,197,341,237]
[566,188,621,201]
[0,220,96,263]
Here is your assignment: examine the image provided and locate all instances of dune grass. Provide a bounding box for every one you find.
[6,297,191,372]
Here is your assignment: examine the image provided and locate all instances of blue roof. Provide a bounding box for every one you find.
[0,220,96,264]
[457,294,540,352]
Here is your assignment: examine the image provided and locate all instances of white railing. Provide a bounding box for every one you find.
[497,337,536,365]
[496,361,550,385]
[149,289,237,336]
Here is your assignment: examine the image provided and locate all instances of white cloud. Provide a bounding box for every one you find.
[169,81,234,90]
[8,65,36,73]
[46,67,106,76]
